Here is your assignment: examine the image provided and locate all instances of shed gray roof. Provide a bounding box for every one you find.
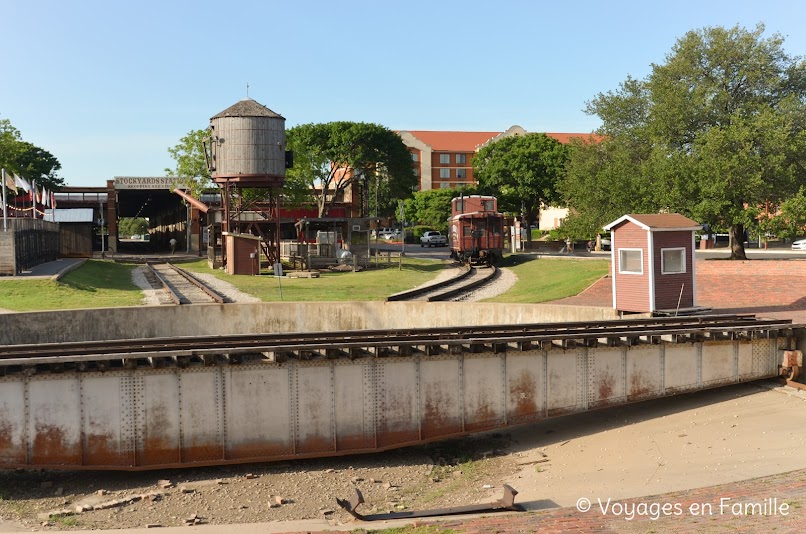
[44,208,95,223]
[211,98,285,120]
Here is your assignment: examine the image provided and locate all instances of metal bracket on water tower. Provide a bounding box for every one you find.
[336,484,522,521]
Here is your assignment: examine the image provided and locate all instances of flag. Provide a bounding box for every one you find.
[43,187,49,207]
[3,169,16,194]
[50,191,56,209]
[14,173,31,193]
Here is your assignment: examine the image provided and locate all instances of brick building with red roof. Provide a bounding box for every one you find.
[397,126,598,192]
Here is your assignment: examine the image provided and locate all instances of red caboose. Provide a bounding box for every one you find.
[449,195,504,266]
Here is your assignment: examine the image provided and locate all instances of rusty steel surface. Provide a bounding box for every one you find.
[337,484,521,521]
[0,315,798,471]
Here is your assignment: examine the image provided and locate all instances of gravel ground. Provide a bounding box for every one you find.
[410,263,518,302]
[131,266,261,305]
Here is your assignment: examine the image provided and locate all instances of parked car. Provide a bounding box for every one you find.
[373,227,396,239]
[792,238,806,250]
[420,231,447,247]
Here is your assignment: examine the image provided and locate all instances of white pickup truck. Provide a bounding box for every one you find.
[420,231,447,247]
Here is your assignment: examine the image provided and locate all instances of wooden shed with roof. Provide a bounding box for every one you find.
[603,213,702,314]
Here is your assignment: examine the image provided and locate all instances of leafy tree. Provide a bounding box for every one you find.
[404,187,474,231]
[286,122,416,217]
[118,217,149,237]
[472,133,569,242]
[560,135,656,239]
[165,129,212,198]
[1,118,63,192]
[762,187,806,240]
[568,24,806,259]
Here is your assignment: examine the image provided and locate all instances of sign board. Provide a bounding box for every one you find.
[114,177,182,190]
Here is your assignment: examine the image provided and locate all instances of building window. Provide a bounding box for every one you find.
[661,248,686,274]
[456,154,467,164]
[411,153,419,162]
[619,249,643,274]
[440,182,451,188]
[439,154,450,165]
[439,168,450,179]
[456,168,467,179]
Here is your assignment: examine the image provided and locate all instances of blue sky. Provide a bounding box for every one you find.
[2,0,805,187]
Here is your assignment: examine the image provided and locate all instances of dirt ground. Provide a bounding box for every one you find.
[0,434,518,531]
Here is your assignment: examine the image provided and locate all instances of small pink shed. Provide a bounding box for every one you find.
[603,214,702,314]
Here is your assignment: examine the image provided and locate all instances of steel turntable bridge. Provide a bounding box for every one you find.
[0,314,798,470]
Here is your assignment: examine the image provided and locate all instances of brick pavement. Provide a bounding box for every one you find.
[285,466,806,532]
[555,259,806,323]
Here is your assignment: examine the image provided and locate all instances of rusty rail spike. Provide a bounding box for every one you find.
[336,484,521,521]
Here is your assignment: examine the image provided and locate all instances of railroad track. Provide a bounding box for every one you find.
[145,261,228,305]
[0,314,794,369]
[388,265,499,301]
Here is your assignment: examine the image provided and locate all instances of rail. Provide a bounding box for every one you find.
[0,314,794,369]
[387,265,498,301]
[145,262,227,305]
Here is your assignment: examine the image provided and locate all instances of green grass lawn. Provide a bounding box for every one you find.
[0,260,143,312]
[177,258,449,301]
[0,255,610,311]
[483,256,609,303]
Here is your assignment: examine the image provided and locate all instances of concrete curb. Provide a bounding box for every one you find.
[51,258,87,281]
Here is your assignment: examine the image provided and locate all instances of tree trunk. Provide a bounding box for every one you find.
[729,224,747,260]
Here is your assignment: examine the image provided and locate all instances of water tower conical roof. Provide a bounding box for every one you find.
[211,98,285,120]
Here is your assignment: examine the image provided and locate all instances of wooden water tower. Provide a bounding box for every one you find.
[206,98,287,274]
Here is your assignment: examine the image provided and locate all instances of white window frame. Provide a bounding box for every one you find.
[456,153,467,164]
[439,154,450,164]
[661,247,686,274]
[456,168,467,179]
[411,153,418,162]
[618,248,643,275]
[439,168,450,179]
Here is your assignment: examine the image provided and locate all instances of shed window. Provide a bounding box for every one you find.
[619,249,643,274]
[661,248,686,274]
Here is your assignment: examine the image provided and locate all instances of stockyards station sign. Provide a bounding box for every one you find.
[114,176,183,190]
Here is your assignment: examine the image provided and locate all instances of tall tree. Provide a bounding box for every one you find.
[165,129,212,198]
[286,122,416,217]
[569,24,806,259]
[404,187,474,231]
[0,118,63,191]
[473,133,569,241]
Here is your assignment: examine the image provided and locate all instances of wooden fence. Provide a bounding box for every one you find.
[0,219,59,275]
